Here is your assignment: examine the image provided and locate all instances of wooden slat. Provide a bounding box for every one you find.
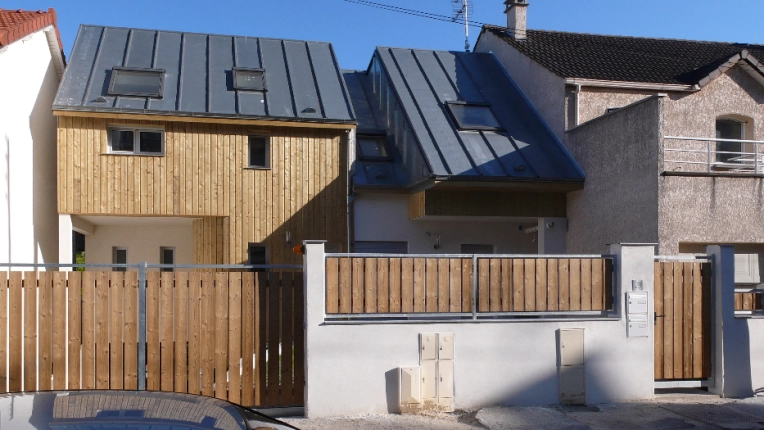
[68,272,83,390]
[672,262,683,379]
[489,259,501,312]
[523,259,535,311]
[188,272,202,394]
[535,259,547,311]
[173,272,188,394]
[547,260,558,311]
[124,272,138,390]
[256,272,267,405]
[365,258,378,313]
[9,272,21,392]
[663,262,674,379]
[478,259,490,312]
[591,259,603,310]
[682,262,693,379]
[461,259,472,313]
[413,258,425,312]
[281,273,295,405]
[735,293,743,311]
[146,272,161,391]
[38,272,52,391]
[449,259,462,313]
[352,258,364,314]
[109,272,124,389]
[378,259,390,313]
[326,258,339,314]
[242,272,256,406]
[0,272,7,392]
[160,272,174,392]
[691,263,703,379]
[580,259,592,311]
[500,259,511,312]
[512,259,523,311]
[24,271,37,391]
[200,272,215,397]
[390,258,402,313]
[701,263,712,378]
[402,259,414,313]
[228,272,243,404]
[339,258,352,314]
[569,259,581,311]
[425,258,438,313]
[558,259,570,311]
[654,262,664,380]
[214,272,229,400]
[266,272,281,406]
[94,272,109,389]
[436,259,449,312]
[294,274,305,406]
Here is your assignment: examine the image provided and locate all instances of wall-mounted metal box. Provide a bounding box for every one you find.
[559,329,585,367]
[627,314,649,337]
[626,292,648,315]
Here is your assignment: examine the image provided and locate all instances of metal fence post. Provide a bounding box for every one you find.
[137,261,147,390]
[472,255,478,320]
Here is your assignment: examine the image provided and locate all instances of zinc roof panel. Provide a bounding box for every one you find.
[310,42,353,121]
[178,33,209,113]
[208,35,236,115]
[259,38,294,118]
[284,41,323,119]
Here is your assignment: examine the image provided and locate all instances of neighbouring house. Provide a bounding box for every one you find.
[476,1,764,273]
[53,25,355,268]
[344,47,584,255]
[0,8,65,266]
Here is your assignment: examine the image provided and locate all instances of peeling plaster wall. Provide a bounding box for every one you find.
[658,67,764,254]
[565,97,662,254]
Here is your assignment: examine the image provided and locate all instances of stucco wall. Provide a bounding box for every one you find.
[565,97,663,254]
[474,31,567,139]
[0,29,60,264]
[353,193,538,254]
[577,88,657,125]
[84,221,194,267]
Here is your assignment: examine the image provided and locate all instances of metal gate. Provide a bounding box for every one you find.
[654,260,712,381]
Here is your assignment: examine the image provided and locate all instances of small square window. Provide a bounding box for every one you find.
[160,247,175,272]
[109,127,164,155]
[446,103,503,131]
[248,136,270,168]
[357,135,392,161]
[111,130,135,152]
[234,68,266,91]
[108,67,164,98]
[112,247,127,272]
[248,244,267,272]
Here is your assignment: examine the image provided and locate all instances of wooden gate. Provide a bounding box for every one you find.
[654,261,712,381]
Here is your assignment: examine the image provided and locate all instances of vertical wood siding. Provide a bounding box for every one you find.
[58,117,349,265]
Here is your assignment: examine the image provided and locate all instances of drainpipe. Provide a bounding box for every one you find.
[347,129,356,253]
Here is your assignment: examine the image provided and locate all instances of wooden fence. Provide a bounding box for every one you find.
[0,271,303,407]
[325,257,614,314]
[735,291,763,312]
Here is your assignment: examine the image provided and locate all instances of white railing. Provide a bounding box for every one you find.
[663,136,764,174]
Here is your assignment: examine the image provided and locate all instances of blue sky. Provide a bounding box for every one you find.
[16,0,764,70]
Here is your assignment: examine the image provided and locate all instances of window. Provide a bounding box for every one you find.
[446,103,503,131]
[112,247,127,272]
[357,135,392,161]
[160,247,175,272]
[108,67,164,98]
[716,118,745,163]
[248,244,267,272]
[353,241,408,254]
[248,136,270,168]
[461,244,494,254]
[233,68,266,91]
[109,128,164,155]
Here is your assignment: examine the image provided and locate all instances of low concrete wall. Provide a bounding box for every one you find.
[303,243,656,418]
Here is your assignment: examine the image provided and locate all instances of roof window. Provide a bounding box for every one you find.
[357,135,392,161]
[446,103,503,131]
[108,67,164,98]
[233,68,267,91]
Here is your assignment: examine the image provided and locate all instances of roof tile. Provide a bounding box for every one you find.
[0,7,62,50]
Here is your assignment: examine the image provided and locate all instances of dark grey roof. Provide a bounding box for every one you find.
[481,26,764,85]
[53,25,355,124]
[371,47,583,183]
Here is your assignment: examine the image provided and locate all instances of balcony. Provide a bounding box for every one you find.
[663,136,764,175]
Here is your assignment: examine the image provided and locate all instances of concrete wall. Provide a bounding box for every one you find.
[564,97,663,254]
[0,29,60,264]
[353,193,540,254]
[84,219,194,266]
[658,67,764,254]
[303,243,656,417]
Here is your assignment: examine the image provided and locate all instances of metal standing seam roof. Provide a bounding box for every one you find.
[53,25,355,124]
[368,47,583,183]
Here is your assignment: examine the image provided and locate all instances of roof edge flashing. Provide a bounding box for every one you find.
[564,78,699,92]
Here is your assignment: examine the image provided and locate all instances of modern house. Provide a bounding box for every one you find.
[53,25,355,267]
[476,1,764,275]
[344,47,584,254]
[0,8,65,266]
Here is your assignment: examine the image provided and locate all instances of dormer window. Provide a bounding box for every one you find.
[446,102,503,131]
[233,68,266,91]
[357,135,392,161]
[108,67,164,98]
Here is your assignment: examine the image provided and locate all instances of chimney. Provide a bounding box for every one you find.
[504,0,528,40]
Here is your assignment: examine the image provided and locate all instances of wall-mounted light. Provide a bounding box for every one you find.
[434,235,441,250]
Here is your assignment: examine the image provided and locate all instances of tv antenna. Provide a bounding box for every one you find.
[451,0,473,52]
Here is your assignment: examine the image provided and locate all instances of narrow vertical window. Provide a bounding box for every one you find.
[113,247,127,272]
[160,247,175,272]
[248,136,269,168]
[716,119,744,163]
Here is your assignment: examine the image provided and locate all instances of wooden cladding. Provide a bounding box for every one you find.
[57,117,348,265]
[654,262,712,380]
[409,189,566,219]
[325,257,614,314]
[0,270,304,408]
[735,291,764,311]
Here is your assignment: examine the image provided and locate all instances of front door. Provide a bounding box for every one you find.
[654,261,712,380]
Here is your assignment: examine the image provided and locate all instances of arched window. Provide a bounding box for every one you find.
[716,118,745,163]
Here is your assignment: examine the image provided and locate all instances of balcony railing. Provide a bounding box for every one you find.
[663,136,764,174]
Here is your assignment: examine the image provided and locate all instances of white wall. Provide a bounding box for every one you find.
[354,194,538,254]
[84,221,194,267]
[303,243,656,418]
[0,29,60,264]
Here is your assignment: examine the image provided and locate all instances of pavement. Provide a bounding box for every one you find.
[282,390,764,430]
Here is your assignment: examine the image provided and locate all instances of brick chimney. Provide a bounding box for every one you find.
[504,0,528,40]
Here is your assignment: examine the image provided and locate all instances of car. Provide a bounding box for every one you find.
[0,390,298,430]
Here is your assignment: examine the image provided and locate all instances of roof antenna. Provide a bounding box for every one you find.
[451,0,472,52]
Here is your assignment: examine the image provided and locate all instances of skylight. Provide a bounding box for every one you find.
[446,103,503,131]
[108,67,164,98]
[233,68,267,91]
[357,135,392,161]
